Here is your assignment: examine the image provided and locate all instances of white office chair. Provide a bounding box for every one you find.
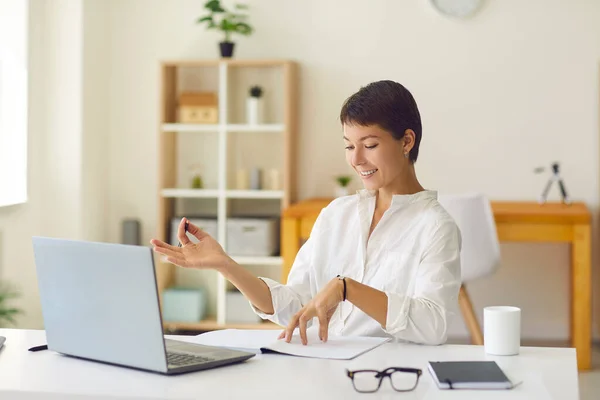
[438,192,501,345]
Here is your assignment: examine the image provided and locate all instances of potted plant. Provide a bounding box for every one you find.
[0,281,21,327]
[196,0,253,58]
[247,85,264,125]
[187,163,204,189]
[334,175,353,197]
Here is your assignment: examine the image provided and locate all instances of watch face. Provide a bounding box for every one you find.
[431,0,483,18]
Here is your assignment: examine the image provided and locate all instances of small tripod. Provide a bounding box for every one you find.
[535,162,571,205]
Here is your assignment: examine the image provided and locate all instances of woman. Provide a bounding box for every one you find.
[151,80,461,346]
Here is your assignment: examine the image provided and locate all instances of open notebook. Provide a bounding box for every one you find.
[188,327,390,360]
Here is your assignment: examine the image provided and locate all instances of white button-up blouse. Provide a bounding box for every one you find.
[253,189,462,345]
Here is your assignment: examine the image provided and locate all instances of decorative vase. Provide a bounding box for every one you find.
[236,169,249,190]
[246,97,264,125]
[266,169,280,190]
[335,186,349,197]
[249,168,262,190]
[219,42,235,58]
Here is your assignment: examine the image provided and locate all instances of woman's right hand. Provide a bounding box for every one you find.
[150,218,231,270]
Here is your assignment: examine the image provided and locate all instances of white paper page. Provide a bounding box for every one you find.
[192,329,282,353]
[262,327,391,360]
[191,327,390,360]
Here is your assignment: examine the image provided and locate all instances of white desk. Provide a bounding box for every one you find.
[0,329,579,399]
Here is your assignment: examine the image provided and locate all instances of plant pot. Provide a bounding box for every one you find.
[335,186,350,197]
[219,41,235,58]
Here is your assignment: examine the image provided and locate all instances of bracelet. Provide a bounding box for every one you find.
[336,275,347,301]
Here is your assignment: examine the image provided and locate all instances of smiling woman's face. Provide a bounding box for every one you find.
[343,124,410,191]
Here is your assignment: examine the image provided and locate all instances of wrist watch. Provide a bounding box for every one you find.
[336,275,347,301]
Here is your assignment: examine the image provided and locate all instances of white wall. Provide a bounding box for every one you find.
[0,0,109,328]
[82,0,110,240]
[1,0,599,341]
[0,0,47,328]
[104,0,600,341]
[42,0,84,238]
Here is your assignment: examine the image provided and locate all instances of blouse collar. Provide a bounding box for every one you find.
[357,188,437,207]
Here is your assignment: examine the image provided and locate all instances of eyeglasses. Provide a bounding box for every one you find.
[346,367,422,393]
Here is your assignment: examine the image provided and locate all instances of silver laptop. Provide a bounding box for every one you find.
[32,236,255,375]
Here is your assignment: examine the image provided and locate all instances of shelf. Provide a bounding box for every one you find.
[162,59,292,68]
[161,189,219,198]
[163,318,281,332]
[161,123,284,133]
[226,190,284,199]
[160,189,284,199]
[226,124,285,133]
[232,256,282,266]
[162,123,219,133]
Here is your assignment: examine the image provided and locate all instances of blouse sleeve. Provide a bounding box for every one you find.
[382,219,462,345]
[250,210,326,327]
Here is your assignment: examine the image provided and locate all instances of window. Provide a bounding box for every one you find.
[0,0,28,207]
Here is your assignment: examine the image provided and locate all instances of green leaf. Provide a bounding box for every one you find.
[0,291,18,301]
[0,281,22,327]
[235,4,249,10]
[204,0,224,12]
[204,0,218,10]
[335,176,352,187]
[0,308,20,327]
[235,22,253,35]
[220,18,235,32]
[197,15,214,23]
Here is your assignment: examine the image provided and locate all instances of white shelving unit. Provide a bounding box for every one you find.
[156,59,297,331]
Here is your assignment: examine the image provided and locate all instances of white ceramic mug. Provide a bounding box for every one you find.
[484,306,521,356]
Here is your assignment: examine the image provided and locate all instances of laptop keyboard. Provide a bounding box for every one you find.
[167,352,215,367]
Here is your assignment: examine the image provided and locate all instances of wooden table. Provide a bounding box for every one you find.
[281,198,592,370]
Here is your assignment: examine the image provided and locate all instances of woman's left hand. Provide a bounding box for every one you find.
[278,277,344,345]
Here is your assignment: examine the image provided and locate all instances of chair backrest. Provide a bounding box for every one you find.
[437,192,501,283]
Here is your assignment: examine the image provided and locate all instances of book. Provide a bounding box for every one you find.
[428,361,514,390]
[187,327,391,360]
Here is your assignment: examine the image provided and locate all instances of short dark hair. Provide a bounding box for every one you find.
[339,80,422,163]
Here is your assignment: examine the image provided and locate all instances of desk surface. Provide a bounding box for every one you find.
[491,201,590,224]
[0,329,579,399]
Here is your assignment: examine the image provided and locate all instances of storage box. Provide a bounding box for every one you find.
[225,290,261,324]
[162,287,207,323]
[170,217,218,246]
[226,217,279,256]
[178,92,218,124]
[179,106,218,123]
